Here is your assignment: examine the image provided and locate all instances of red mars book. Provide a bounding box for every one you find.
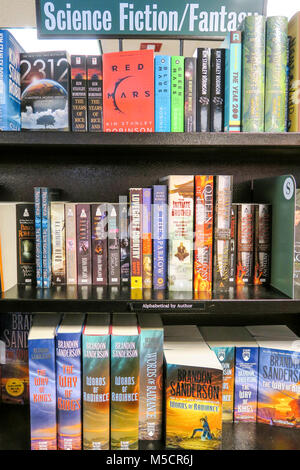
[103,50,154,132]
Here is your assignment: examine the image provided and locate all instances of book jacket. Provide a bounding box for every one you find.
[234,346,259,422]
[16,203,36,286]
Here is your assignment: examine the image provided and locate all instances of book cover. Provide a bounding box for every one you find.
[142,188,152,289]
[87,55,103,132]
[119,197,130,285]
[229,204,238,287]
[76,204,92,285]
[0,312,32,404]
[171,56,184,132]
[108,203,120,286]
[154,55,171,132]
[138,314,163,441]
[194,176,214,292]
[161,175,194,291]
[265,16,288,132]
[213,176,233,292]
[242,15,266,132]
[236,204,255,286]
[152,185,168,290]
[110,314,140,450]
[56,313,85,450]
[210,49,225,132]
[254,204,272,286]
[92,203,108,286]
[0,30,24,131]
[288,13,300,132]
[20,51,70,131]
[65,203,77,285]
[34,188,43,288]
[184,58,197,132]
[50,202,66,285]
[129,188,143,289]
[28,313,61,450]
[71,55,87,132]
[16,203,36,286]
[41,188,61,288]
[196,48,211,132]
[224,31,242,133]
[103,50,154,132]
[82,313,110,450]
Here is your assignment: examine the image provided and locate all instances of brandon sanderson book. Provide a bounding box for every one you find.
[87,55,103,132]
[103,49,154,132]
[76,204,92,285]
[92,203,108,286]
[236,204,255,286]
[16,203,36,285]
[71,55,87,132]
[129,188,143,289]
[254,204,271,286]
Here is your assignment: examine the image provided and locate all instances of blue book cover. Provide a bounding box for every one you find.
[234,345,259,422]
[154,56,171,132]
[224,31,242,133]
[34,188,43,288]
[0,30,24,131]
[41,188,61,288]
[56,313,85,450]
[152,185,168,290]
[28,313,61,450]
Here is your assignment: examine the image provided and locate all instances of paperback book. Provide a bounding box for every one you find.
[76,204,92,285]
[16,203,36,285]
[92,203,108,286]
[154,55,171,132]
[152,185,168,290]
[87,55,103,132]
[71,55,87,132]
[171,56,184,132]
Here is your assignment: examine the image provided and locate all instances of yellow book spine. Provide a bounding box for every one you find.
[288,13,300,132]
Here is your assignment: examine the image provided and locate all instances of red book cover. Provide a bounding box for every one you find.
[103,50,154,132]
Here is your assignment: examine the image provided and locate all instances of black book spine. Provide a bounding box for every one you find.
[210,48,225,132]
[196,48,211,132]
[16,203,36,285]
[87,55,103,132]
[184,57,197,132]
[108,203,120,285]
[71,55,87,132]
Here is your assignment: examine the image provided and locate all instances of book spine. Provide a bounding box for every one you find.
[210,49,225,132]
[0,32,5,130]
[92,203,108,286]
[16,203,36,285]
[184,57,197,132]
[213,175,233,291]
[108,203,120,286]
[82,333,110,450]
[34,188,43,287]
[254,204,272,286]
[76,204,92,285]
[196,48,211,132]
[119,198,130,284]
[171,56,184,132]
[229,204,238,287]
[224,31,242,132]
[234,346,258,423]
[212,346,235,423]
[130,188,143,288]
[142,188,152,289]
[265,16,288,132]
[51,202,66,285]
[110,333,140,450]
[167,175,194,291]
[236,204,255,286]
[71,55,87,132]
[194,176,214,292]
[242,15,266,132]
[139,327,163,440]
[87,56,103,132]
[286,36,291,131]
[65,203,77,285]
[154,55,171,132]
[41,189,52,288]
[56,331,82,450]
[288,15,300,132]
[29,337,57,450]
[153,185,168,290]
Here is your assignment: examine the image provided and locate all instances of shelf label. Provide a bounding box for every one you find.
[130,301,206,311]
[36,0,266,38]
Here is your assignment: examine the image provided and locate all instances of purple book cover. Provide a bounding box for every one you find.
[92,203,108,286]
[76,204,92,285]
[152,185,168,289]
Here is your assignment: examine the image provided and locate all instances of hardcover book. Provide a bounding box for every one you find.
[171,56,184,132]
[142,188,152,289]
[184,58,197,132]
[92,203,108,286]
[196,48,211,132]
[154,55,171,132]
[50,202,66,285]
[110,314,140,450]
[87,55,103,132]
[0,203,18,292]
[71,55,87,132]
[229,204,237,287]
[0,30,24,131]
[20,51,70,131]
[210,49,225,132]
[34,188,43,287]
[103,50,154,132]
[138,314,163,441]
[82,313,110,450]
[152,185,168,290]
[236,204,255,286]
[108,203,120,286]
[16,203,36,285]
[65,203,77,285]
[295,189,300,287]
[76,204,92,285]
[129,188,143,289]
[194,176,214,292]
[254,204,272,286]
[119,197,130,285]
[56,313,85,450]
[224,31,242,133]
[41,188,61,288]
[28,313,61,450]
[160,175,194,291]
[288,12,300,131]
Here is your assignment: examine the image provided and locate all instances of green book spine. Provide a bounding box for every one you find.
[242,15,266,132]
[265,16,288,132]
[171,56,184,132]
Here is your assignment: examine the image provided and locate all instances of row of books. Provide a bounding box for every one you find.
[1,11,300,133]
[0,176,271,293]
